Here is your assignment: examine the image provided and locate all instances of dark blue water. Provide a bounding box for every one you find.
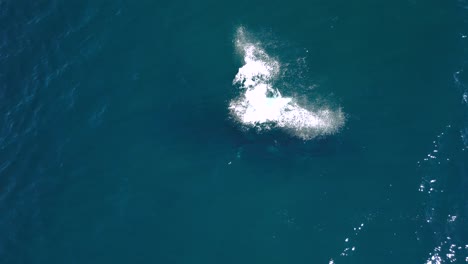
[1,1,468,263]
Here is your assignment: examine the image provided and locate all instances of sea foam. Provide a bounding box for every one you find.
[229,27,345,140]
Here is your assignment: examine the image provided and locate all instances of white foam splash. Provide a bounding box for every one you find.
[229,27,345,140]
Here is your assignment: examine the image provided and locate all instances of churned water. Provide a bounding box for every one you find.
[1,0,467,263]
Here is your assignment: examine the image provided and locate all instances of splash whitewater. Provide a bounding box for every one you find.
[229,27,345,140]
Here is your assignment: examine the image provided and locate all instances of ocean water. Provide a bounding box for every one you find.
[1,0,468,263]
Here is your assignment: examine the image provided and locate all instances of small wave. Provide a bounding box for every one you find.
[229,27,345,140]
[417,126,468,264]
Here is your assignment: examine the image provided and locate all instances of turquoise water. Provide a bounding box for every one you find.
[1,0,468,263]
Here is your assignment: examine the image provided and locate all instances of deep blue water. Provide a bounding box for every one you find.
[1,0,468,263]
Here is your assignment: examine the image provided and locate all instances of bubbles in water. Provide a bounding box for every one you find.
[229,27,345,140]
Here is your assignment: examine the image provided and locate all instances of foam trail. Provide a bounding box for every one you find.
[229,27,345,140]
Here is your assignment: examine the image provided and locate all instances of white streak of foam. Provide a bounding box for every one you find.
[229,27,344,140]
